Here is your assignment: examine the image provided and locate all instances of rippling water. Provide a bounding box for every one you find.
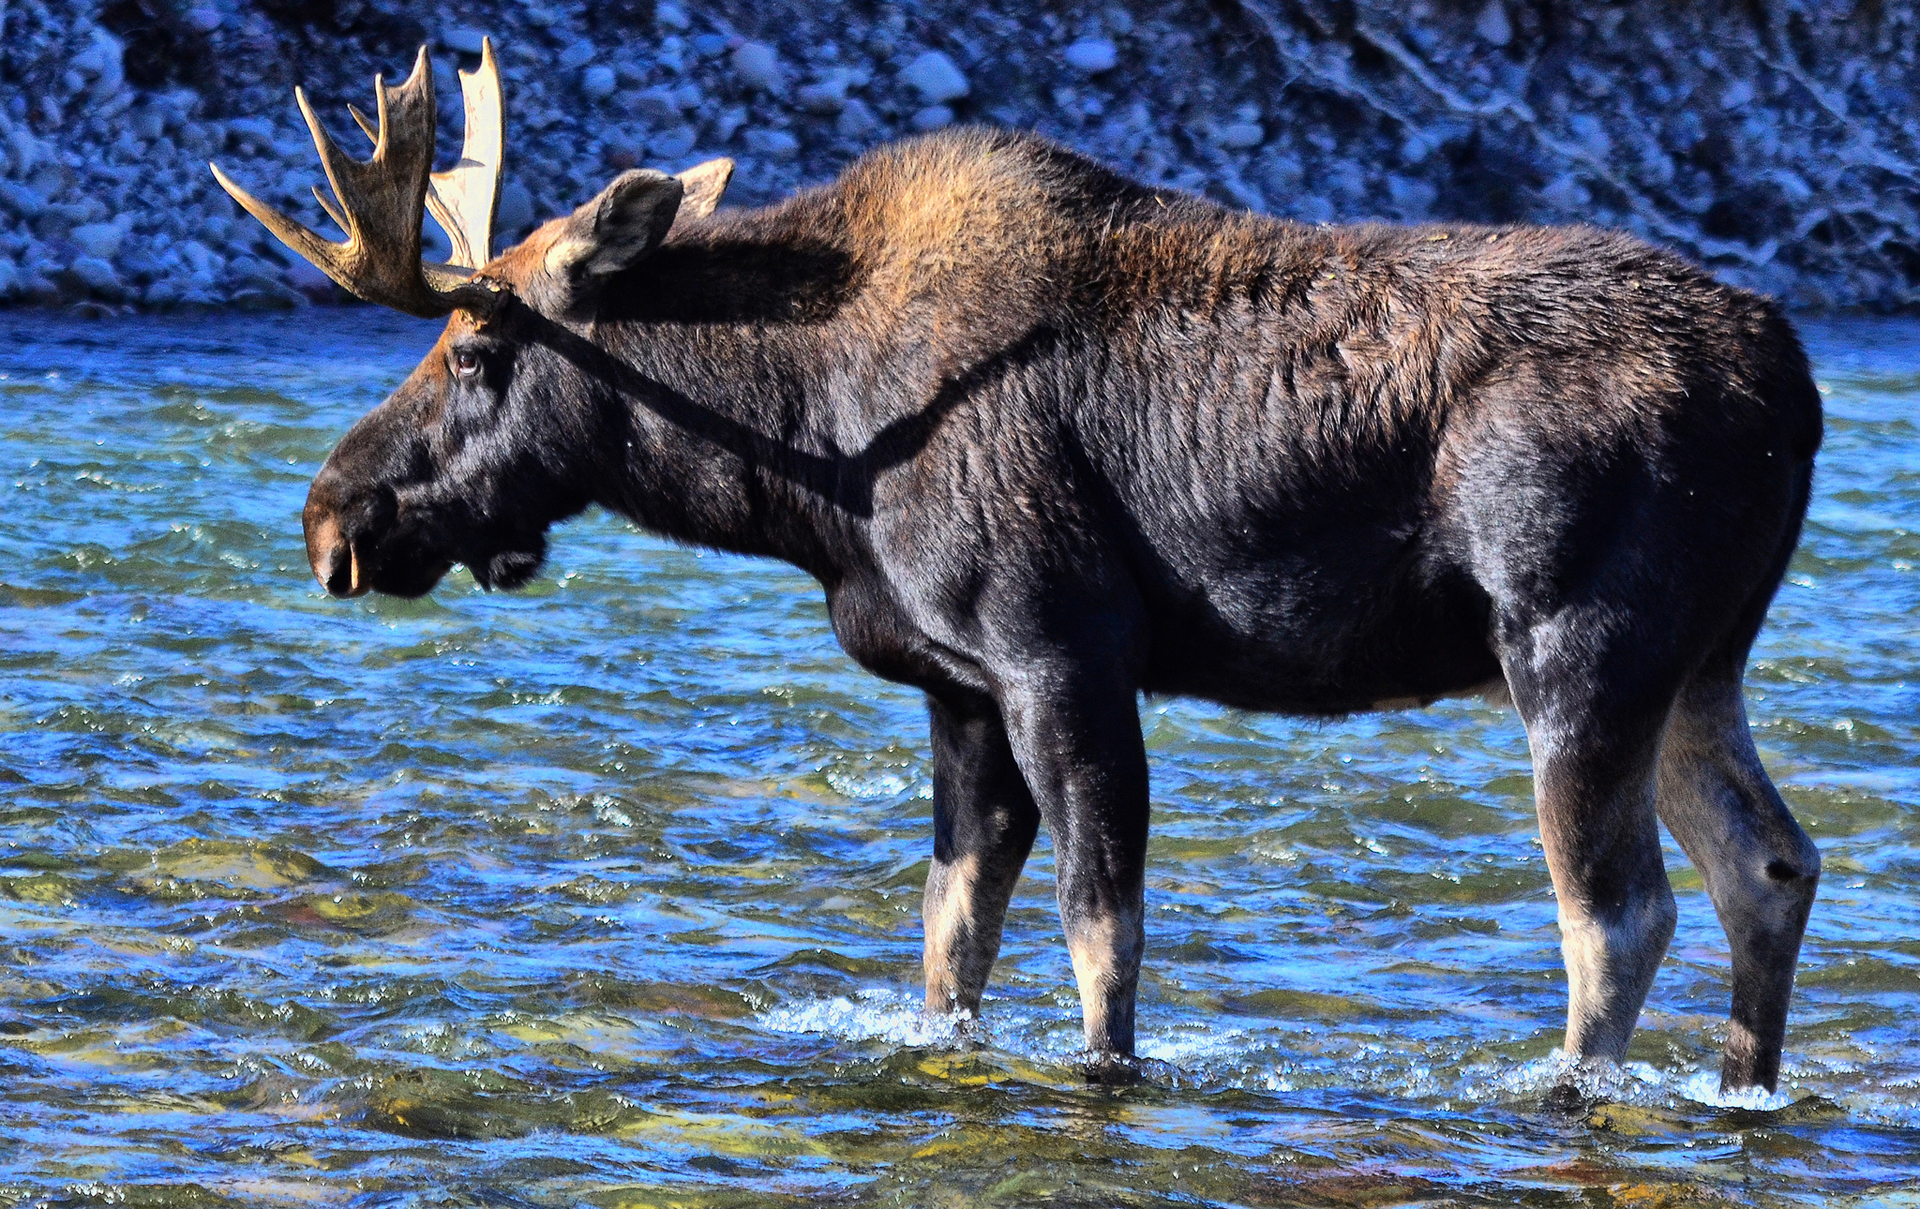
[0,309,1916,1207]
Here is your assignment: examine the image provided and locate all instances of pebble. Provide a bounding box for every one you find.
[1215,121,1265,149]
[496,180,536,235]
[67,255,121,295]
[71,218,130,259]
[655,2,691,32]
[1063,38,1118,73]
[835,98,880,139]
[0,181,46,220]
[648,126,698,159]
[559,40,597,70]
[581,66,618,100]
[185,7,223,33]
[901,51,968,103]
[744,128,800,160]
[909,105,953,132]
[731,42,785,95]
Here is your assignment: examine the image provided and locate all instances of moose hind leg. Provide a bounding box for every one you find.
[1657,671,1819,1093]
[922,694,1041,1019]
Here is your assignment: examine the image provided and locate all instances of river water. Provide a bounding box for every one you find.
[0,309,1915,1207]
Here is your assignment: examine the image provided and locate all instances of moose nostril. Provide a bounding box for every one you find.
[304,512,366,598]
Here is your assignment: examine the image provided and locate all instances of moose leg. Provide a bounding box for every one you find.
[1656,670,1819,1092]
[995,668,1150,1062]
[923,693,1041,1018]
[1505,627,1679,1065]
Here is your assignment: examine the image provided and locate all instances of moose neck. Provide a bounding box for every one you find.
[554,225,870,583]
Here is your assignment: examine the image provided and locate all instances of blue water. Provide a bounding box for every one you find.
[0,310,1916,1207]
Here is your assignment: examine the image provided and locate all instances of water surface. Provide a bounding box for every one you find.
[0,310,1916,1207]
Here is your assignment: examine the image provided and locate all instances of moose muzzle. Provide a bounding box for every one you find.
[303,471,396,599]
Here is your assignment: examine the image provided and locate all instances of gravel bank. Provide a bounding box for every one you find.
[3,0,1916,311]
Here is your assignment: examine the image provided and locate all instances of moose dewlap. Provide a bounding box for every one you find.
[214,46,1823,1091]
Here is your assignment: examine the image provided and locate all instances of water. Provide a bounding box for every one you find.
[0,309,1916,1208]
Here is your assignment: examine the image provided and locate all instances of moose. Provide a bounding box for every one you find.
[214,45,1823,1091]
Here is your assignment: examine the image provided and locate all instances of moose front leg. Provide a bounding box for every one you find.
[996,668,1150,1063]
[923,694,1040,1018]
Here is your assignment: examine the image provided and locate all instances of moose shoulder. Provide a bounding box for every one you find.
[216,47,1824,1092]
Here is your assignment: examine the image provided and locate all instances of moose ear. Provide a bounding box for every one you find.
[674,157,734,223]
[543,168,684,286]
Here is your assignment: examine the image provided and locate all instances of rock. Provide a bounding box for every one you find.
[655,2,691,32]
[72,218,132,259]
[632,86,681,122]
[902,51,968,103]
[744,128,800,160]
[690,34,727,58]
[713,106,748,144]
[67,255,122,296]
[1475,1,1512,47]
[185,7,223,33]
[1064,38,1118,73]
[0,181,46,220]
[731,42,785,95]
[71,29,126,99]
[0,259,16,299]
[559,40,597,70]
[797,71,851,115]
[835,98,880,139]
[582,65,618,100]
[496,179,536,235]
[1215,121,1265,149]
[442,28,489,55]
[649,125,698,159]
[910,105,953,132]
[225,117,277,153]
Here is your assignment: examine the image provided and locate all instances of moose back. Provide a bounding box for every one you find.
[214,46,1823,1090]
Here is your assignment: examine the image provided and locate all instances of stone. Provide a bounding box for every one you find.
[797,71,851,115]
[835,98,880,139]
[648,125,698,159]
[731,42,784,94]
[0,180,46,219]
[442,28,488,55]
[224,117,276,152]
[743,128,799,160]
[1215,121,1264,149]
[582,65,618,100]
[910,105,953,132]
[690,34,727,58]
[284,257,335,300]
[902,51,968,103]
[1064,38,1118,73]
[67,255,122,295]
[185,7,223,33]
[559,40,597,70]
[655,2,691,31]
[632,86,680,122]
[0,258,16,299]
[1475,1,1512,47]
[72,218,131,259]
[496,179,535,235]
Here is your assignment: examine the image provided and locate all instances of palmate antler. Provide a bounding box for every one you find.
[210,42,505,317]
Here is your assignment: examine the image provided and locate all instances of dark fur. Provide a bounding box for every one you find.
[304,128,1823,1088]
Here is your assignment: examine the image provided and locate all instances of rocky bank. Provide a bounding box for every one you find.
[2,0,1917,312]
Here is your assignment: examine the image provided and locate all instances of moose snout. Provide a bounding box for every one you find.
[303,470,392,599]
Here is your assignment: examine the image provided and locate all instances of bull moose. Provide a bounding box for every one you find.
[213,44,1823,1091]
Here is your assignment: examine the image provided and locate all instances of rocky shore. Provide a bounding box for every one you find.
[2,0,1916,312]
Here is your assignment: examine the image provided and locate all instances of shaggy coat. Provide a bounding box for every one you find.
[302,128,1823,1090]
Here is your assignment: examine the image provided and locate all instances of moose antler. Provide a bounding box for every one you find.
[210,42,505,317]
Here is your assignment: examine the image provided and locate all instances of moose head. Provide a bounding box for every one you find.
[212,44,734,597]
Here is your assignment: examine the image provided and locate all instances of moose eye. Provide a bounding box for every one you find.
[452,350,481,378]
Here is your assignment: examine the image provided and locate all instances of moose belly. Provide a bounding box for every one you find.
[1136,560,1502,717]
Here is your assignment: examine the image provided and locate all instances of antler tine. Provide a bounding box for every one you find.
[210,45,503,318]
[426,37,503,272]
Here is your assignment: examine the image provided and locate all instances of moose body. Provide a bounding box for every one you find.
[217,49,1823,1092]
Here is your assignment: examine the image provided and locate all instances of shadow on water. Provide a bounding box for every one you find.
[0,310,1917,1206]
